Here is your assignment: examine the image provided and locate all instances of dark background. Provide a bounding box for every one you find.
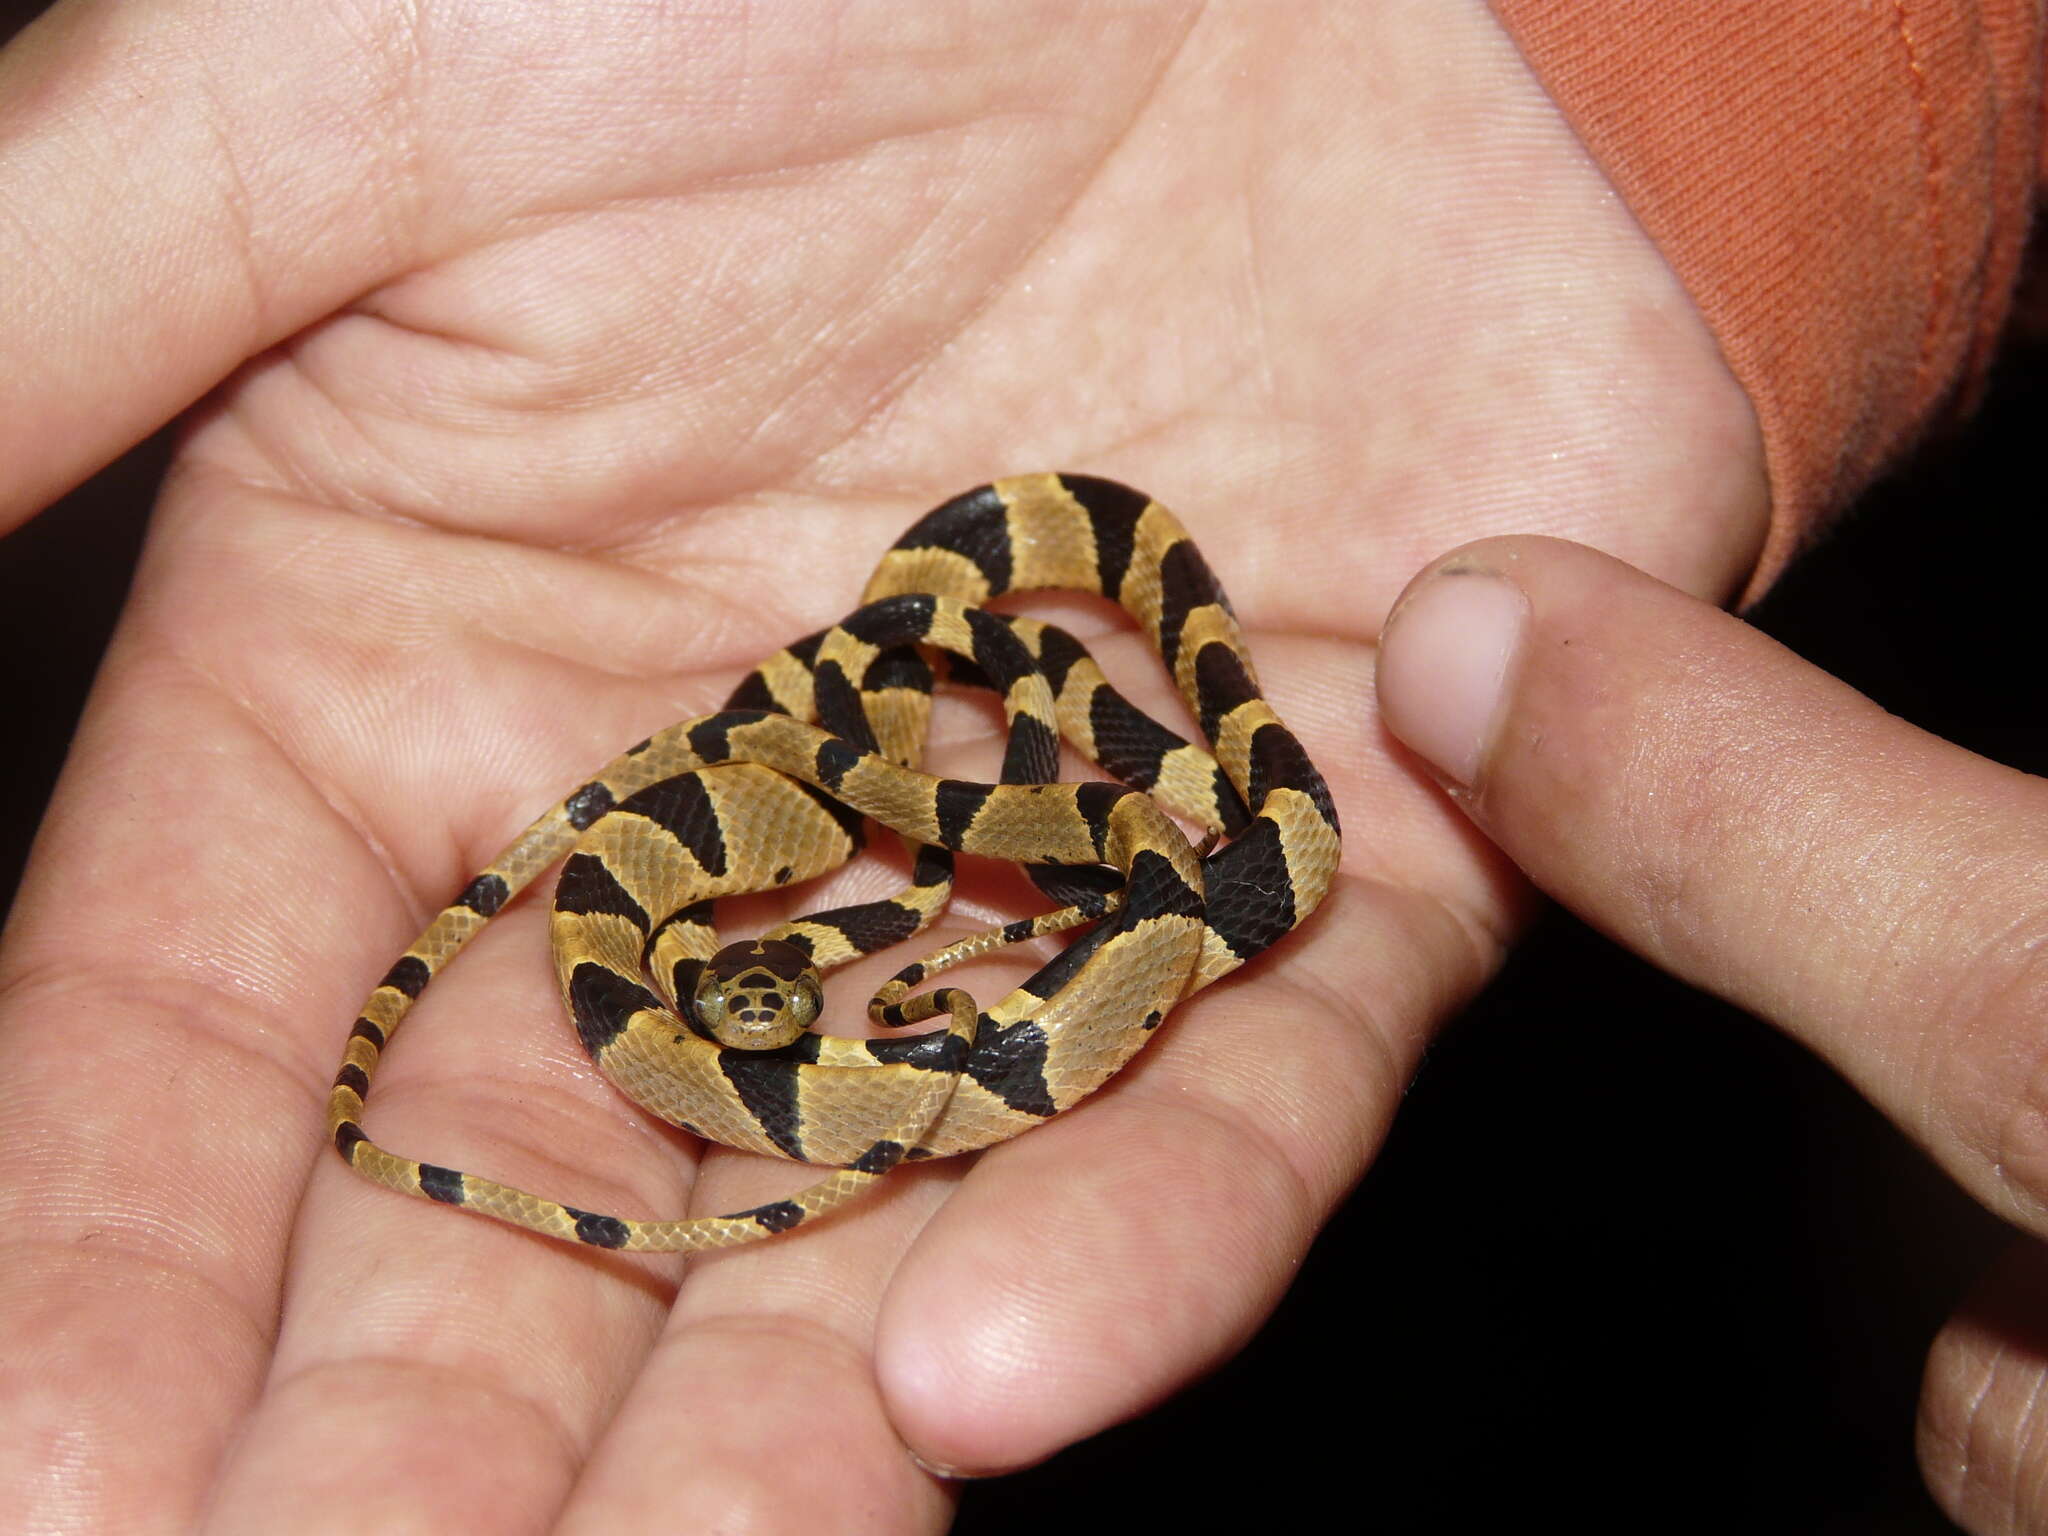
[4,3,2040,1528]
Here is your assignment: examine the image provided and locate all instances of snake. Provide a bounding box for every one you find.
[328,473,1341,1252]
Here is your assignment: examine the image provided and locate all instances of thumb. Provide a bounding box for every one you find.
[1375,535,2048,1239]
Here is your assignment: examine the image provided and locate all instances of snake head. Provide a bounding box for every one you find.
[691,939,823,1050]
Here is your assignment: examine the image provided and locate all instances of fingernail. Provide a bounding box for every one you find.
[908,1448,993,1481]
[1378,563,1529,789]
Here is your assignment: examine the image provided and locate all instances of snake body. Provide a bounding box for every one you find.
[328,474,1341,1251]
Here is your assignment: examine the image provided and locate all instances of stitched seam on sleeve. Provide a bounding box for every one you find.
[1889,0,1949,399]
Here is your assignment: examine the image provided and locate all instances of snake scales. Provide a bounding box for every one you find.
[328,473,1341,1251]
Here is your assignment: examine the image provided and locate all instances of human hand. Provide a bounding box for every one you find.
[0,2,1767,1529]
[1377,533,2048,1534]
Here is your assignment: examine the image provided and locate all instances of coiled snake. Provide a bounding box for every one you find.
[328,474,1341,1251]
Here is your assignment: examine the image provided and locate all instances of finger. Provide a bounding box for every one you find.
[0,0,428,524]
[860,634,1495,1474]
[1376,536,2048,1235]
[872,885,1464,1476]
[1919,1236,2048,1534]
[0,647,402,1529]
[553,1153,962,1535]
[177,498,826,1527]
[0,483,767,1527]
[196,899,690,1534]
[225,890,977,1532]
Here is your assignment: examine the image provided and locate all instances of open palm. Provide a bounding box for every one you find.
[0,3,1764,1530]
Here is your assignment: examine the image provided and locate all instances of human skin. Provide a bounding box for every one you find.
[1378,539,2048,1536]
[0,2,1767,1531]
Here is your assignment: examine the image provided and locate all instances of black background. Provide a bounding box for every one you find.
[5,3,2040,1528]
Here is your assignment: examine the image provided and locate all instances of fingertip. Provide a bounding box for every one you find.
[874,1117,1305,1478]
[872,1171,1164,1477]
[1920,1238,2048,1533]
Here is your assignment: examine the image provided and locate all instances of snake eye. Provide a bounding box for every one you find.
[690,969,729,1029]
[786,977,822,1030]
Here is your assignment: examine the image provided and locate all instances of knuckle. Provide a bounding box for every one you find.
[1929,919,2048,1228]
[1919,1246,2048,1534]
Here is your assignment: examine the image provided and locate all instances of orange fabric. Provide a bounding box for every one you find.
[1491,0,2046,602]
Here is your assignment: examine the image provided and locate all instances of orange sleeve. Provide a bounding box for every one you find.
[1490,0,2046,603]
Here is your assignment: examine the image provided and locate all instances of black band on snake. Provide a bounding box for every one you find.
[327,474,1341,1252]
